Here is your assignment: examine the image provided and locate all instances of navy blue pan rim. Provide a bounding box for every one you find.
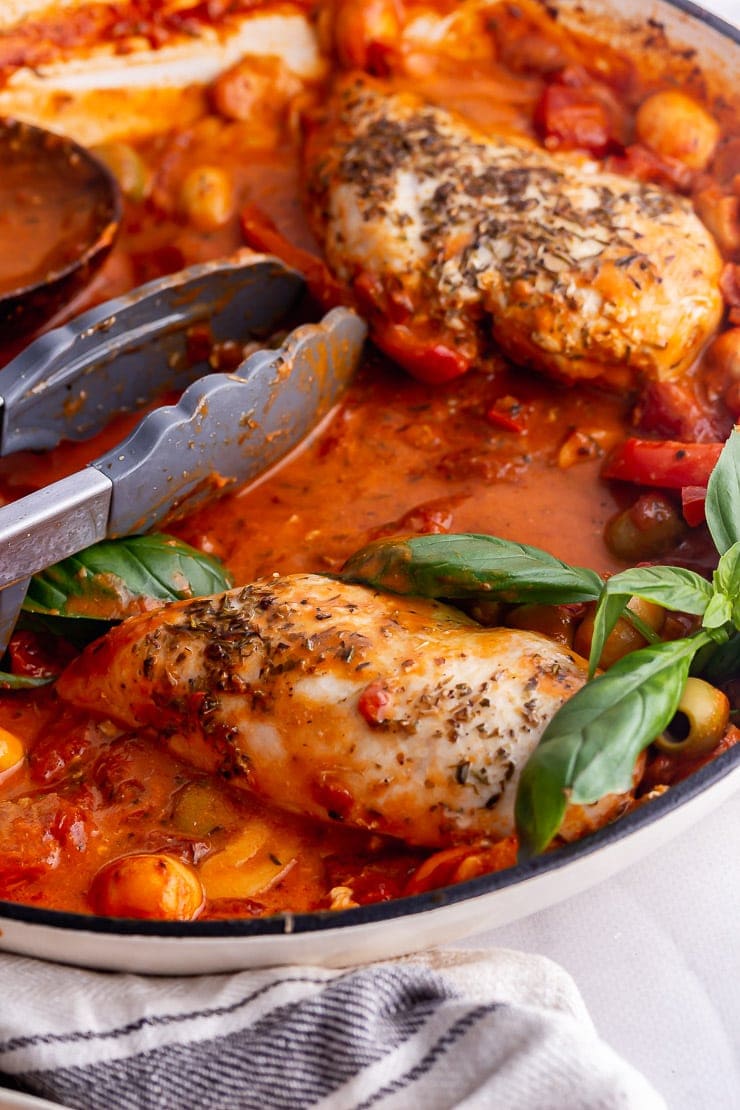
[1,0,738,942]
[2,736,738,940]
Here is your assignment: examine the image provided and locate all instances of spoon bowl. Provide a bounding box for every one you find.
[0,118,121,337]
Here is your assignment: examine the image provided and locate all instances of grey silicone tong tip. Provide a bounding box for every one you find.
[0,250,305,454]
[0,254,367,654]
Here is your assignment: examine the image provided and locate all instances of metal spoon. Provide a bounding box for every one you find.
[0,117,121,337]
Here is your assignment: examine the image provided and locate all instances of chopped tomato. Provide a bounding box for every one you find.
[405,838,518,894]
[357,680,392,725]
[369,496,461,539]
[324,852,421,905]
[534,83,616,156]
[7,629,77,679]
[602,437,725,488]
[681,485,708,527]
[486,395,527,434]
[534,67,627,156]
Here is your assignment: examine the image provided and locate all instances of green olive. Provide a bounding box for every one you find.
[605,493,686,562]
[655,677,730,757]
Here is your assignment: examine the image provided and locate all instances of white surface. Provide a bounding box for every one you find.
[460,792,740,1109]
[703,0,740,21]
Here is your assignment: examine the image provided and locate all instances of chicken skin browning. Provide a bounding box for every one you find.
[304,78,723,387]
[57,573,633,847]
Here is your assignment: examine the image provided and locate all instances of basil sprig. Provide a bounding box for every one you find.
[343,429,739,858]
[706,426,740,555]
[516,429,739,856]
[515,632,715,856]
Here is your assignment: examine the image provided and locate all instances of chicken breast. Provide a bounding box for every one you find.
[57,573,630,847]
[304,77,723,387]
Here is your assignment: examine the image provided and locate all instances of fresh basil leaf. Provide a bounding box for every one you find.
[587,592,629,678]
[702,590,733,632]
[602,566,713,615]
[15,612,112,650]
[695,632,740,687]
[23,534,233,621]
[341,533,603,605]
[586,565,712,677]
[711,542,740,631]
[705,428,740,555]
[515,632,710,857]
[0,670,53,689]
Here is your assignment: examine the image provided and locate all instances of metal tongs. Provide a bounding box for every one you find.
[0,252,366,652]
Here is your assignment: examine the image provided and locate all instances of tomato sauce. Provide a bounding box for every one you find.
[0,1,737,920]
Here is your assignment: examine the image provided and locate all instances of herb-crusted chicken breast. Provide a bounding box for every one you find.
[57,573,632,847]
[304,77,723,387]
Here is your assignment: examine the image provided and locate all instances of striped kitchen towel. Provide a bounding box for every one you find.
[0,946,664,1109]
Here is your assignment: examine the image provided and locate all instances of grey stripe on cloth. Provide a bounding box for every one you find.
[0,948,666,1110]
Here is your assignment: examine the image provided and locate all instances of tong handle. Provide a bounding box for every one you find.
[92,306,367,536]
[0,252,304,455]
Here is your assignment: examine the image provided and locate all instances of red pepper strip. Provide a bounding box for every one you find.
[486,405,526,434]
[371,318,472,384]
[601,438,724,489]
[681,485,708,527]
[239,204,346,311]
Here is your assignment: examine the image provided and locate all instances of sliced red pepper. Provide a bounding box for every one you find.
[681,485,708,527]
[602,438,725,489]
[239,204,346,311]
[371,319,472,384]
